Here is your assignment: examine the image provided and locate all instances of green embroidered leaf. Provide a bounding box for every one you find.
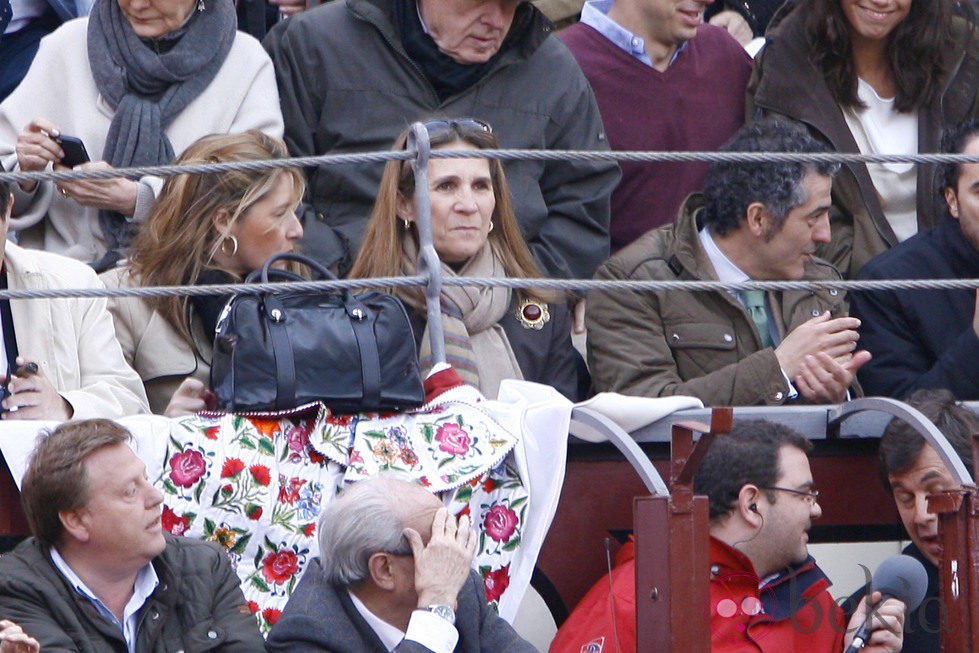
[163,479,177,495]
[502,537,521,551]
[231,533,253,555]
[203,518,216,536]
[193,480,205,503]
[455,486,473,503]
[509,496,527,509]
[258,438,275,456]
[239,436,256,450]
[438,456,455,468]
[251,577,270,592]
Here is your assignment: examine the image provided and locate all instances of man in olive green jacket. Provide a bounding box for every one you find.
[587,118,870,406]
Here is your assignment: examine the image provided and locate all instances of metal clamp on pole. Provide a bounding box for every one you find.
[635,406,732,653]
[406,122,446,366]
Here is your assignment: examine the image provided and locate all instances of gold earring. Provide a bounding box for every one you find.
[488,221,494,233]
[402,219,411,229]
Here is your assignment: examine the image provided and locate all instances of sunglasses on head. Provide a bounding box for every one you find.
[422,118,493,134]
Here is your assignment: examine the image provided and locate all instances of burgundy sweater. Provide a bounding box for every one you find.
[561,23,752,251]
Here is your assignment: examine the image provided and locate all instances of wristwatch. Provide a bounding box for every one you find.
[423,604,456,625]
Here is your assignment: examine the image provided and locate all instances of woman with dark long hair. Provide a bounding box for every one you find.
[349,119,582,401]
[749,0,979,279]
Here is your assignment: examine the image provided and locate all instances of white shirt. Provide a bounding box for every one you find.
[50,547,159,653]
[348,590,459,653]
[843,78,919,242]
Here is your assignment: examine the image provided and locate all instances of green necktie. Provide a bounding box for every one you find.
[742,289,772,348]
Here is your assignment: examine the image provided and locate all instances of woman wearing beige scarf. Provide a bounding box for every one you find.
[350,118,582,401]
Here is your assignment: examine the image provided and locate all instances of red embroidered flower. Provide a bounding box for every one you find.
[482,478,496,493]
[262,608,282,626]
[204,426,220,441]
[221,484,233,497]
[250,465,271,486]
[456,505,471,519]
[309,449,325,464]
[168,449,207,488]
[483,564,511,603]
[278,477,307,505]
[246,505,263,521]
[348,449,364,465]
[483,504,518,543]
[262,549,300,585]
[419,476,431,487]
[400,449,419,466]
[221,458,245,479]
[161,505,189,536]
[435,423,470,456]
[247,601,259,614]
[326,412,354,427]
[302,523,316,537]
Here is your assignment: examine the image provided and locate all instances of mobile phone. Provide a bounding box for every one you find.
[55,134,91,168]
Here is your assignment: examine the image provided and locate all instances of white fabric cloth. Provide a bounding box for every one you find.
[843,78,918,243]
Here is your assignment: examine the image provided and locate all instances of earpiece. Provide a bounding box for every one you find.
[749,503,758,512]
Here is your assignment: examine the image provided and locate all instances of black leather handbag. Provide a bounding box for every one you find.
[210,253,425,412]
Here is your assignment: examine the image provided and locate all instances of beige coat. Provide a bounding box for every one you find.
[6,243,148,417]
[586,195,849,406]
[100,267,211,415]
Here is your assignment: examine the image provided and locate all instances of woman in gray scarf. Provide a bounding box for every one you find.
[349,118,583,402]
[0,0,283,270]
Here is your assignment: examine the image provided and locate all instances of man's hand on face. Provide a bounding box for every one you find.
[405,507,477,610]
[775,311,861,378]
[842,591,905,653]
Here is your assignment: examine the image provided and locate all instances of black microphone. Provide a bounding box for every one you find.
[844,555,928,653]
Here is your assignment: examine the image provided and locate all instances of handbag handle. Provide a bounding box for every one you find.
[258,252,337,284]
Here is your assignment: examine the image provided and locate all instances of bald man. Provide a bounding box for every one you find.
[266,476,534,652]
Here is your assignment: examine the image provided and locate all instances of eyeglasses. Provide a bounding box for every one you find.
[422,118,493,135]
[759,486,820,506]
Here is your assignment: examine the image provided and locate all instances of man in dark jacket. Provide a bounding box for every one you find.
[263,0,619,279]
[845,388,978,652]
[851,119,979,400]
[0,419,264,652]
[267,475,535,652]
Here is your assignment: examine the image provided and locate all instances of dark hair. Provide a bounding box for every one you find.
[701,118,840,236]
[804,0,956,113]
[878,388,977,492]
[21,419,132,547]
[940,118,979,191]
[0,179,10,215]
[695,419,813,520]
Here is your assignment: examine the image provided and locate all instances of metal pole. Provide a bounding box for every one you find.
[406,122,446,365]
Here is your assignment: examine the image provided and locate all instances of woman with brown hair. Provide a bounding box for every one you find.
[101,130,305,414]
[349,119,581,401]
[749,0,979,279]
